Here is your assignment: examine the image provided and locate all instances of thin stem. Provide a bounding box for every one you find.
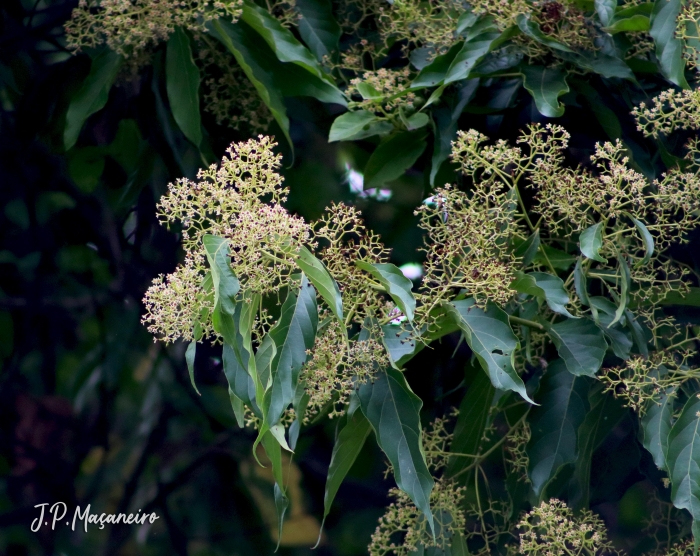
[508,315,545,331]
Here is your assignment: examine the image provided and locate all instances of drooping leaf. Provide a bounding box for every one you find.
[527,360,589,496]
[64,49,122,150]
[516,14,574,52]
[209,19,292,150]
[273,482,289,551]
[266,274,318,426]
[521,65,569,118]
[641,385,675,471]
[319,401,372,535]
[260,431,288,550]
[358,367,435,534]
[510,271,574,318]
[185,341,201,396]
[579,222,607,263]
[296,0,341,61]
[650,0,689,88]
[355,261,416,322]
[444,23,508,84]
[203,235,240,346]
[380,324,424,369]
[223,341,260,417]
[514,229,541,268]
[166,27,202,147]
[571,383,627,509]
[296,246,343,325]
[666,395,700,542]
[625,308,650,357]
[630,216,654,264]
[446,299,534,403]
[610,254,631,327]
[446,365,495,479]
[329,110,391,142]
[412,41,464,87]
[548,318,607,377]
[364,131,428,189]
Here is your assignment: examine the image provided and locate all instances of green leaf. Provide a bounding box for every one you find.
[641,385,675,471]
[575,80,621,140]
[329,110,391,142]
[260,431,288,550]
[510,271,574,318]
[516,14,574,52]
[630,216,654,264]
[606,14,651,33]
[548,318,608,377]
[412,41,463,87]
[571,383,627,509]
[185,341,201,396]
[444,25,505,84]
[535,244,576,270]
[241,0,333,83]
[223,341,260,417]
[296,0,341,61]
[527,359,589,496]
[625,308,649,357]
[514,229,541,268]
[610,254,630,327]
[595,0,617,26]
[355,261,416,322]
[521,65,569,118]
[667,395,700,539]
[446,365,495,478]
[579,222,607,263]
[203,235,241,346]
[358,367,435,534]
[446,299,534,404]
[64,49,122,150]
[318,401,371,536]
[400,110,430,131]
[166,28,202,148]
[266,274,318,425]
[364,131,427,189]
[650,0,689,88]
[380,324,424,369]
[273,482,289,550]
[209,19,292,150]
[296,246,343,325]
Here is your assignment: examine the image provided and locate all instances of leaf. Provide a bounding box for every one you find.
[595,0,617,26]
[203,235,240,346]
[64,49,122,150]
[412,42,463,87]
[579,222,607,263]
[521,65,569,118]
[650,0,689,88]
[266,275,318,426]
[571,383,627,509]
[606,14,651,33]
[575,80,621,140]
[535,244,576,270]
[625,308,649,357]
[630,216,654,264]
[641,386,675,471]
[400,110,430,131]
[446,365,495,479]
[185,341,201,396]
[548,318,607,377]
[446,299,534,404]
[273,482,289,550]
[364,131,427,189]
[380,324,424,369]
[329,110,388,142]
[514,230,541,268]
[296,246,343,325]
[166,28,202,148]
[209,19,292,150]
[223,341,260,417]
[510,271,574,318]
[296,0,341,61]
[444,25,506,84]
[667,395,700,539]
[430,79,479,185]
[610,254,630,328]
[516,14,574,52]
[260,431,288,550]
[318,402,371,536]
[241,1,333,83]
[355,261,416,322]
[358,367,435,534]
[527,359,589,496]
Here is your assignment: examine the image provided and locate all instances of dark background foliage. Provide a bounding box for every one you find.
[2,0,700,555]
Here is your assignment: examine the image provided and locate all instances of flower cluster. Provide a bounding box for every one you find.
[633,89,700,138]
[65,0,242,58]
[517,499,617,555]
[677,0,700,72]
[347,68,416,118]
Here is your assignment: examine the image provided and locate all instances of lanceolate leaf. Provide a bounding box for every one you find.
[364,131,428,189]
[203,235,240,346]
[166,28,202,148]
[510,271,574,318]
[296,0,341,61]
[610,254,631,327]
[358,367,435,534]
[260,431,288,550]
[319,401,371,534]
[185,341,201,396]
[209,19,292,150]
[223,342,261,417]
[446,299,534,404]
[527,360,589,496]
[444,24,504,84]
[548,318,607,377]
[514,230,541,268]
[64,49,122,150]
[516,14,574,52]
[630,216,654,264]
[355,261,416,322]
[650,0,689,88]
[296,246,343,325]
[641,385,675,471]
[579,222,607,263]
[667,395,700,541]
[266,275,318,426]
[521,65,569,118]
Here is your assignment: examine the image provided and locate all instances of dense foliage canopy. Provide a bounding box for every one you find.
[3,0,700,554]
